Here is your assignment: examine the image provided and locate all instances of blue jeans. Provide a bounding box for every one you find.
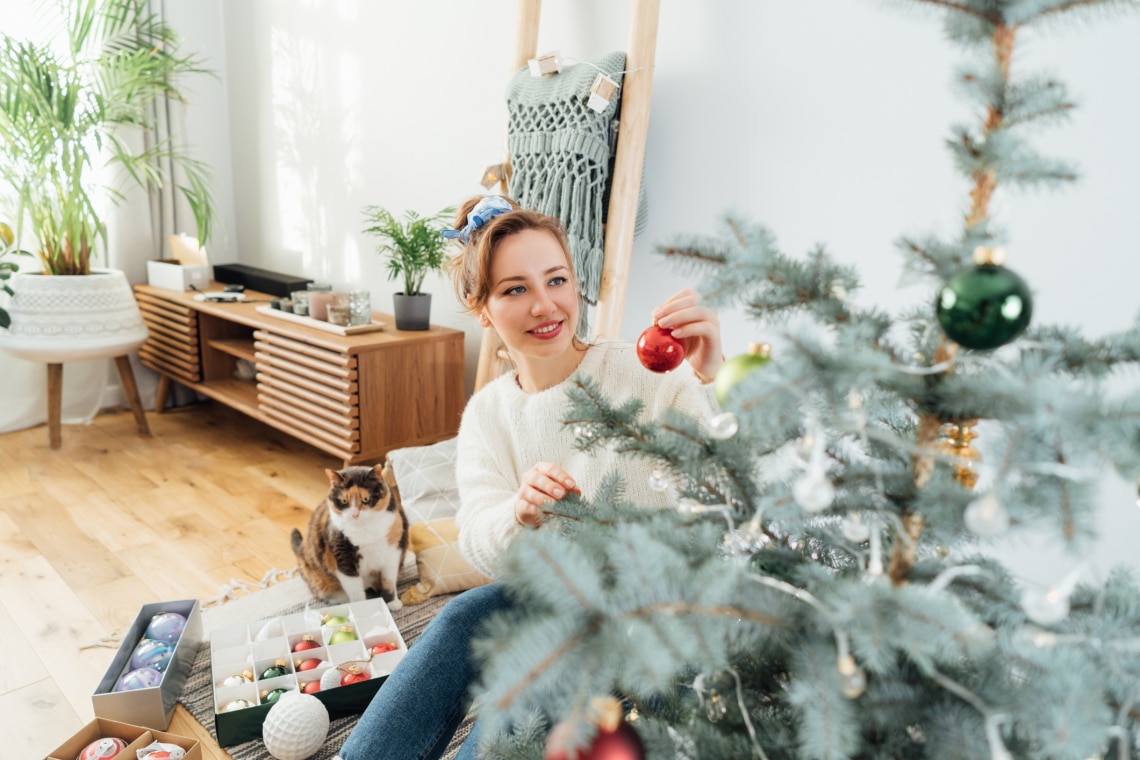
[338,583,511,760]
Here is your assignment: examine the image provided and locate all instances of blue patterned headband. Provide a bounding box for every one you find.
[441,196,515,245]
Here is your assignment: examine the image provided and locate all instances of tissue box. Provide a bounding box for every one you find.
[45,718,201,760]
[147,259,212,292]
[92,599,203,730]
[210,597,406,747]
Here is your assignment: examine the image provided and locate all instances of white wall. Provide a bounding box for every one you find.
[194,1,1140,586]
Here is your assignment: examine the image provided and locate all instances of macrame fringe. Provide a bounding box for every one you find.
[79,567,300,651]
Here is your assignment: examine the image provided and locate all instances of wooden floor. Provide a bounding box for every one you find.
[0,401,339,760]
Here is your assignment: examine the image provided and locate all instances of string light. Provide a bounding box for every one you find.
[964,494,1009,537]
[527,51,561,77]
[480,163,508,189]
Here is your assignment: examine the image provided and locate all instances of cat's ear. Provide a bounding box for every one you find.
[325,468,344,486]
[371,463,385,479]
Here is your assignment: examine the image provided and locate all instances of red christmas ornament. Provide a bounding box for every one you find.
[370,642,398,656]
[340,666,370,686]
[295,657,322,671]
[636,324,684,373]
[292,636,320,653]
[545,698,645,760]
[301,679,321,694]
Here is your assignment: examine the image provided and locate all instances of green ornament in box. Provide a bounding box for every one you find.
[936,247,1032,350]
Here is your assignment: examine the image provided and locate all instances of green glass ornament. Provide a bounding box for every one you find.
[259,659,289,680]
[328,625,358,645]
[260,687,289,704]
[322,614,350,626]
[936,248,1032,350]
[714,342,771,406]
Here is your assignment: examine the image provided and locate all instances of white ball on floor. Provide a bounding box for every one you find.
[262,690,330,760]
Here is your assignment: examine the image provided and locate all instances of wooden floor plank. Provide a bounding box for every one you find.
[0,677,85,760]
[0,401,346,758]
[0,601,50,693]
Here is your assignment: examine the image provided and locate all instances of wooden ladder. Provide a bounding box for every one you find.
[473,0,661,392]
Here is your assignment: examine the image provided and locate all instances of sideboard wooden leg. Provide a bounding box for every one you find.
[114,355,151,437]
[155,374,172,414]
[47,363,63,449]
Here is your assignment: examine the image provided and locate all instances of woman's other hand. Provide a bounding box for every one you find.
[515,462,578,527]
[652,288,724,383]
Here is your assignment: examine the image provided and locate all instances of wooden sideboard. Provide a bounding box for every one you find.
[133,283,465,465]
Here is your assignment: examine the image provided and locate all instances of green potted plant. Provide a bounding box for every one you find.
[0,0,214,353]
[362,205,454,330]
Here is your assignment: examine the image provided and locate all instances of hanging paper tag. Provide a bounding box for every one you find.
[480,163,507,189]
[528,51,561,77]
[587,73,619,113]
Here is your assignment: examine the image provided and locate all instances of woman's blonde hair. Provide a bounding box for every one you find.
[448,195,577,315]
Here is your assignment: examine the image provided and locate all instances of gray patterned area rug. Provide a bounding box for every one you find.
[179,571,469,760]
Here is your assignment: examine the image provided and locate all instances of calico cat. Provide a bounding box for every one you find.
[291,464,409,609]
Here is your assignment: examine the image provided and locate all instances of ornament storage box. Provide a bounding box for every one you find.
[92,599,203,731]
[209,597,407,747]
[45,717,202,760]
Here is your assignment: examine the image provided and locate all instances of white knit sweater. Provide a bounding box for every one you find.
[455,340,716,578]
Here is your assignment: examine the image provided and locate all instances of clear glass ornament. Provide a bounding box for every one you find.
[793,471,835,513]
[707,412,738,440]
[964,493,1009,537]
[837,655,866,698]
[842,514,871,543]
[1021,586,1070,626]
[794,435,814,462]
[648,469,670,492]
[705,691,727,723]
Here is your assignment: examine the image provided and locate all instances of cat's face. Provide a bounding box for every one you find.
[324,465,392,520]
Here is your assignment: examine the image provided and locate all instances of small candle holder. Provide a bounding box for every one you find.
[327,305,351,326]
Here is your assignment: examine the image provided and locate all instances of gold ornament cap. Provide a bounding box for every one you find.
[748,342,771,359]
[972,246,1007,267]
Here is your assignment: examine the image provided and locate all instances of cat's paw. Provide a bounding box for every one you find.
[386,599,403,612]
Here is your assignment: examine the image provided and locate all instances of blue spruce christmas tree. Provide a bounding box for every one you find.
[474,2,1140,758]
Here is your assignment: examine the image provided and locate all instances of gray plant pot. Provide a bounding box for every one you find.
[393,292,432,331]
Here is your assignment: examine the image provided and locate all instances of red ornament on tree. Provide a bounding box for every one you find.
[340,666,370,686]
[544,697,645,760]
[636,324,685,373]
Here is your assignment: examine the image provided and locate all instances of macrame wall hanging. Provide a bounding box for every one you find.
[506,50,648,334]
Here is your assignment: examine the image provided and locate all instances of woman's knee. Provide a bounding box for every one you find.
[431,583,510,631]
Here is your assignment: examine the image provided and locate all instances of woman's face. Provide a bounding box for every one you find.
[481,228,579,361]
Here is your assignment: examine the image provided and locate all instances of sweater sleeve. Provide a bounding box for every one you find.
[453,388,524,578]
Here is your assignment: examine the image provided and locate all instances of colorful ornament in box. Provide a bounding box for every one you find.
[130,637,174,672]
[340,665,370,686]
[114,666,163,692]
[77,738,127,760]
[262,691,330,760]
[292,635,320,653]
[145,611,187,643]
[329,625,358,645]
[260,659,290,680]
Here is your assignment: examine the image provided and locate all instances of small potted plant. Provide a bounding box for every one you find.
[362,205,454,330]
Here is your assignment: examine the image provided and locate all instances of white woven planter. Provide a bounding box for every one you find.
[0,268,148,363]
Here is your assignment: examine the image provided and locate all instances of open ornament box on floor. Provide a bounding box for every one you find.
[92,599,203,730]
[209,597,407,747]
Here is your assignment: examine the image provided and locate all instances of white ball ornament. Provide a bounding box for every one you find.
[319,666,344,692]
[262,690,330,760]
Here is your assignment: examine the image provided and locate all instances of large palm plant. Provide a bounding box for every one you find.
[0,0,213,298]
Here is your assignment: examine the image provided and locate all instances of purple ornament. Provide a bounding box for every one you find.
[145,612,187,643]
[130,638,174,672]
[115,666,163,692]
